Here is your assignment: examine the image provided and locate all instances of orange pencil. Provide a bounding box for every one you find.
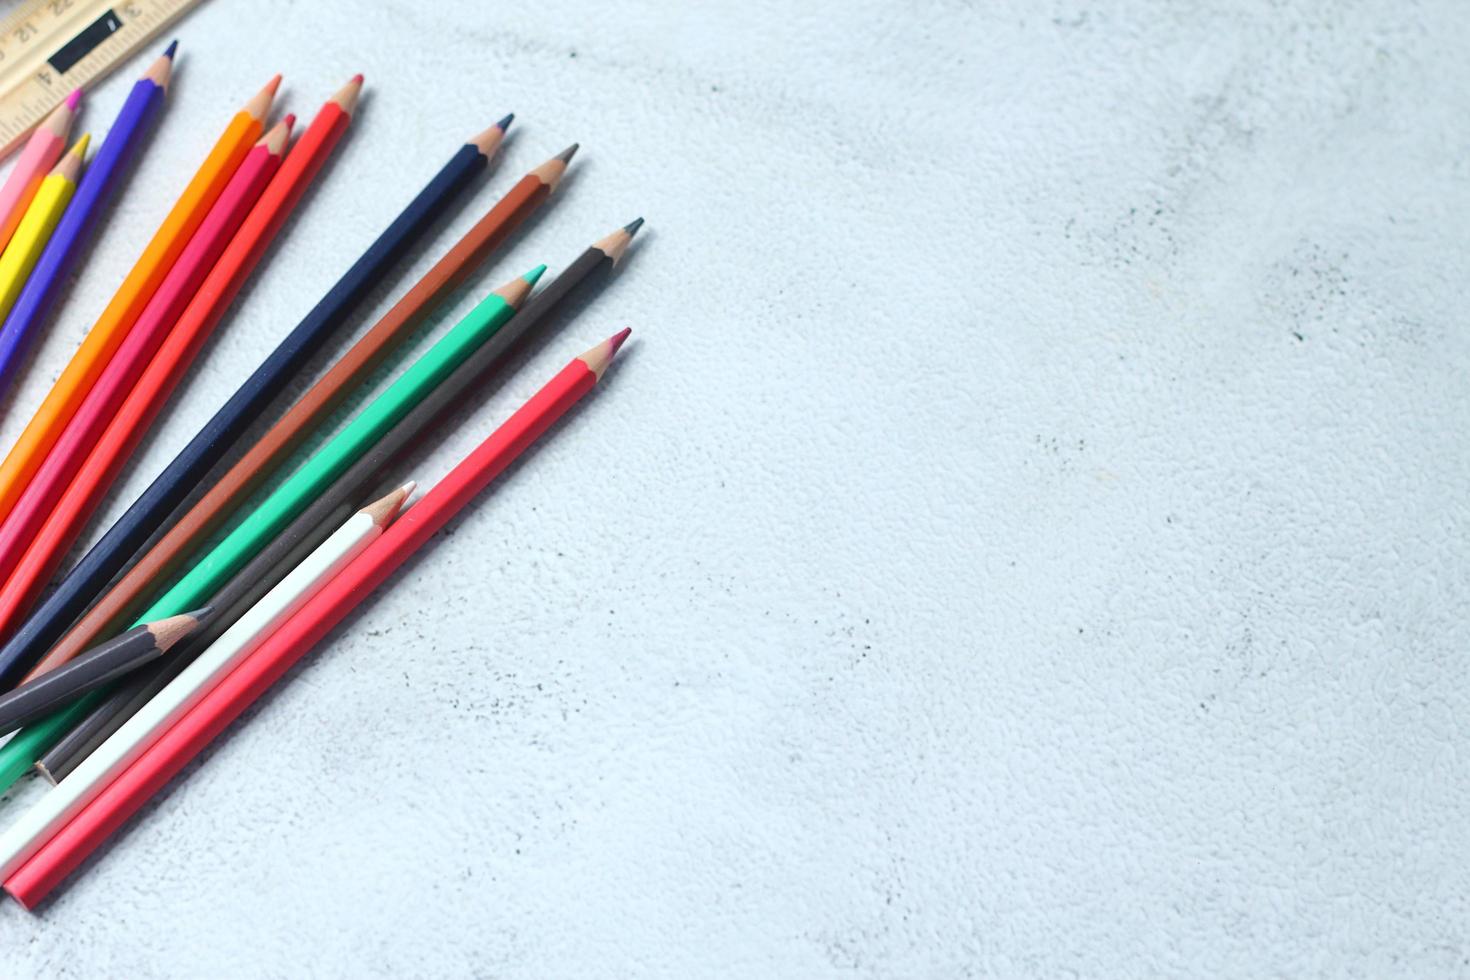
[0,81,357,634]
[0,76,277,528]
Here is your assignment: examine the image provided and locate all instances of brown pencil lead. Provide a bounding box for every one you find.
[529,145,578,192]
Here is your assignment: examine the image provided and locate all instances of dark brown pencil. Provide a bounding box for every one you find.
[0,611,206,737]
[36,219,642,776]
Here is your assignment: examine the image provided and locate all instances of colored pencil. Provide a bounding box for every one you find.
[28,220,640,779]
[0,121,284,614]
[0,91,81,255]
[0,136,87,327]
[0,82,355,642]
[5,331,627,907]
[0,75,275,532]
[19,490,406,870]
[0,612,205,736]
[0,113,500,697]
[0,46,173,401]
[27,138,568,679]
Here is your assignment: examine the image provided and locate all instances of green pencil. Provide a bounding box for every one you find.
[0,264,545,790]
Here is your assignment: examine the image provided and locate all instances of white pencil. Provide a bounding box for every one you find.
[0,483,414,881]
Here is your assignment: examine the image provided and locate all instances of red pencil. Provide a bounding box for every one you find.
[3,329,630,907]
[0,115,286,614]
[0,79,360,638]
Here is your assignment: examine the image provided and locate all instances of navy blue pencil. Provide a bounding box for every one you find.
[0,122,505,687]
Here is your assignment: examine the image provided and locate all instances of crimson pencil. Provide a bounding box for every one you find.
[4,330,630,907]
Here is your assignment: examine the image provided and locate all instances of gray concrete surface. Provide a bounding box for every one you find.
[0,0,1463,975]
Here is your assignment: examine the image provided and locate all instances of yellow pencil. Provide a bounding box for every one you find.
[0,135,88,327]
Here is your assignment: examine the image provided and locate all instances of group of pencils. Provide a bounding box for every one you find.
[0,40,639,908]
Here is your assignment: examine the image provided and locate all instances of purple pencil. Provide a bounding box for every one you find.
[0,43,174,399]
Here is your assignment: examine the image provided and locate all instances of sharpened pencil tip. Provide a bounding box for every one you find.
[554,142,579,164]
[608,327,632,357]
[283,113,297,128]
[183,606,213,622]
[163,39,178,59]
[579,329,631,381]
[496,112,514,131]
[68,133,89,158]
[624,217,645,236]
[351,72,364,85]
[265,73,282,97]
[524,263,548,286]
[64,88,82,111]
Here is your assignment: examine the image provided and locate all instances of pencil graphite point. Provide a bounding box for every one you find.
[624,217,645,236]
[554,143,579,164]
[496,113,514,131]
[524,263,548,286]
[67,133,90,159]
[264,73,282,98]
[608,327,632,357]
[351,72,364,86]
[163,39,178,59]
[64,89,82,111]
[580,328,632,381]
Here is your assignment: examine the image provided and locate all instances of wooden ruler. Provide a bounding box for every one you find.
[0,0,203,161]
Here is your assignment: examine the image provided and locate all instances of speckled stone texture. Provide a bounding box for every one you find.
[0,0,1462,975]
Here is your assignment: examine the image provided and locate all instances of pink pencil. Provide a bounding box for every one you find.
[0,91,82,255]
[0,112,285,598]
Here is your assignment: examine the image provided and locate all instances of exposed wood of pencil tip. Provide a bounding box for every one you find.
[467,115,514,158]
[529,144,578,193]
[143,49,175,90]
[148,608,211,652]
[51,134,89,180]
[38,98,76,138]
[596,217,644,265]
[363,482,415,527]
[258,116,294,154]
[331,75,365,116]
[243,74,282,121]
[491,268,541,309]
[580,328,632,381]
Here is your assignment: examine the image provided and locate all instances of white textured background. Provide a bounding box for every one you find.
[0,0,1462,975]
